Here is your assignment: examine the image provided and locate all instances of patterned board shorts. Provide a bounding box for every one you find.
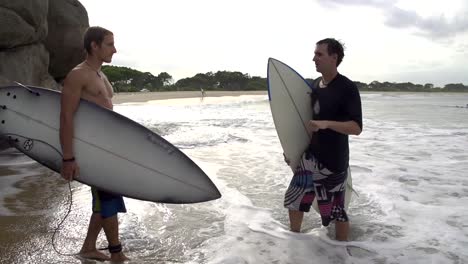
[284,152,349,226]
[92,187,127,219]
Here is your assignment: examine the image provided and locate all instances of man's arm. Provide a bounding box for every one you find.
[59,70,84,180]
[308,120,361,135]
[60,71,83,157]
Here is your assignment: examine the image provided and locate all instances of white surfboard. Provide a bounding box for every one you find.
[267,58,353,210]
[0,85,221,204]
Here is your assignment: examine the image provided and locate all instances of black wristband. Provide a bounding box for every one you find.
[62,157,75,162]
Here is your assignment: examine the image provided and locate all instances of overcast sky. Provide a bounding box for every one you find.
[79,0,468,86]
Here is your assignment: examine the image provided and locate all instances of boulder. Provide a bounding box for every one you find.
[46,0,88,80]
[0,44,57,89]
[0,0,88,88]
[0,0,49,48]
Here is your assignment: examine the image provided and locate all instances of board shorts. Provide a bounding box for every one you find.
[92,187,127,219]
[284,152,348,226]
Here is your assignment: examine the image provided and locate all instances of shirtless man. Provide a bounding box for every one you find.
[60,26,129,262]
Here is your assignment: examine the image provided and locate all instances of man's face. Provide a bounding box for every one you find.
[95,34,117,63]
[313,44,337,73]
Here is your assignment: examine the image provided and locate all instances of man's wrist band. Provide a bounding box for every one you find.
[62,157,75,162]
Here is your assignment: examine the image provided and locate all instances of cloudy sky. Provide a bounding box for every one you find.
[79,0,468,87]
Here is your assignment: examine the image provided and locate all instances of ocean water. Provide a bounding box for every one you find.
[0,92,467,264]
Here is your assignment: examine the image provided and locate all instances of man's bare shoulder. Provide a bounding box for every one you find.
[65,64,91,82]
[63,64,93,90]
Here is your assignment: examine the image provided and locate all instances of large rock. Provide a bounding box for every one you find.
[0,1,49,48]
[0,0,88,87]
[46,0,88,80]
[0,44,57,89]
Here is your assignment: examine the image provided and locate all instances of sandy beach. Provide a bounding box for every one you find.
[112,90,267,104]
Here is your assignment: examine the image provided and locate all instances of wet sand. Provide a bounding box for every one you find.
[0,149,110,263]
[0,152,68,263]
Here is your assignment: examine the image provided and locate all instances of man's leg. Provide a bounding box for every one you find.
[335,221,349,241]
[79,213,110,261]
[335,168,351,241]
[102,215,129,262]
[288,210,304,232]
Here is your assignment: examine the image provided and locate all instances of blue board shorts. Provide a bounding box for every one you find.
[92,187,127,219]
[284,152,348,226]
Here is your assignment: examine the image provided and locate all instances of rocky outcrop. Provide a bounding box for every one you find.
[0,1,49,48]
[46,0,88,81]
[0,44,56,88]
[0,0,88,88]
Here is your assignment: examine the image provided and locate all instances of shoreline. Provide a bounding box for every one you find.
[112,90,267,104]
[112,90,468,104]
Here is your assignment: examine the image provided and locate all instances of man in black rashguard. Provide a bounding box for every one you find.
[283,38,363,241]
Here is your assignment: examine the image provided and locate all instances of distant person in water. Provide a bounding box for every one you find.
[60,26,129,262]
[201,87,206,98]
[283,38,362,241]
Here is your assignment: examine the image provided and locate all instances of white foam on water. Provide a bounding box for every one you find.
[3,92,468,263]
[112,93,468,263]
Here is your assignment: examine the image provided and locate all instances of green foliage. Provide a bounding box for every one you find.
[102,64,467,93]
[246,76,268,90]
[173,71,267,91]
[102,65,172,92]
[356,81,468,92]
[443,83,468,92]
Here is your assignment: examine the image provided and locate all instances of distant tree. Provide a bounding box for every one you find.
[369,81,381,90]
[354,81,368,90]
[102,65,172,92]
[245,76,267,90]
[444,83,468,92]
[174,72,216,90]
[424,83,434,90]
[102,65,141,92]
[215,71,250,90]
[158,72,173,86]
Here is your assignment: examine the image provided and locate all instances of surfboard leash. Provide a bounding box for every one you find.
[51,181,77,257]
[0,132,78,258]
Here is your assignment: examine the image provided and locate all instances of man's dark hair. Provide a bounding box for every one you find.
[83,26,113,54]
[317,38,345,66]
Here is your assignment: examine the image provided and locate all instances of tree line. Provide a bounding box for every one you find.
[354,81,468,92]
[102,65,267,92]
[102,65,468,93]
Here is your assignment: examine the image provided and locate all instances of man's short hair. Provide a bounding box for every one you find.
[83,26,113,54]
[317,38,345,66]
